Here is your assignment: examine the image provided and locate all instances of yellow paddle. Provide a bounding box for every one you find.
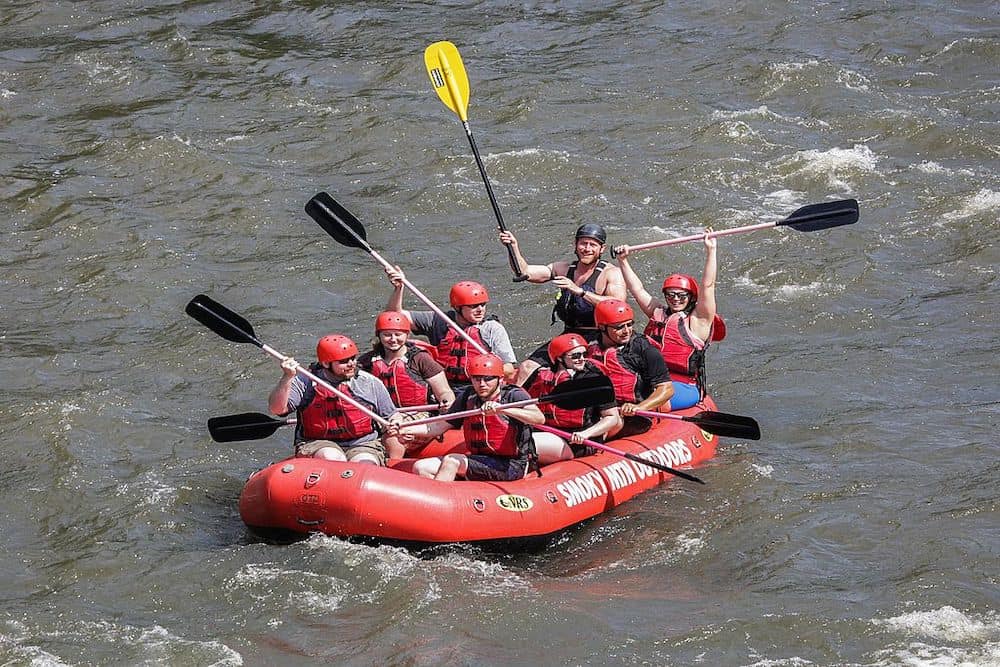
[424,41,527,282]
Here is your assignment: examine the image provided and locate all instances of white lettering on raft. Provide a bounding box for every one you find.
[555,440,695,507]
[556,470,608,508]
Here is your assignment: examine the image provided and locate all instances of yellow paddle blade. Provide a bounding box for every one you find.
[424,40,470,122]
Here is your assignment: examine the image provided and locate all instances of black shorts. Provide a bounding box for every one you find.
[465,455,530,481]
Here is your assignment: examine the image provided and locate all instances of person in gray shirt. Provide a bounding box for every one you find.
[268,333,403,464]
[383,266,517,386]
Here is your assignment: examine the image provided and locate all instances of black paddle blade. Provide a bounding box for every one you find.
[208,412,292,442]
[539,375,616,410]
[686,411,761,440]
[185,294,262,346]
[305,192,371,251]
[780,198,859,232]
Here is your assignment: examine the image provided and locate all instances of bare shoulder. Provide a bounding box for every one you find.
[550,259,571,276]
[598,263,626,295]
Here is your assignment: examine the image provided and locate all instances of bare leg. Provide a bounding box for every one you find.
[347,452,381,465]
[434,454,466,481]
[532,431,574,465]
[413,457,442,479]
[314,446,347,461]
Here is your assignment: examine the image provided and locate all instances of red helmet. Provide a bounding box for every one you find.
[374,311,411,333]
[547,333,588,364]
[316,334,358,363]
[449,281,489,308]
[594,299,634,327]
[661,274,699,302]
[466,353,505,378]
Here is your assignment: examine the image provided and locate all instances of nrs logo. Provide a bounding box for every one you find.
[496,494,534,512]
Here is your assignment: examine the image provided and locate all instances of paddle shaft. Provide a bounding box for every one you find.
[635,409,704,422]
[186,295,390,427]
[623,221,779,254]
[308,195,490,356]
[533,423,704,484]
[397,403,442,412]
[430,43,526,281]
[617,199,858,255]
[258,343,391,429]
[403,395,541,427]
[461,121,528,281]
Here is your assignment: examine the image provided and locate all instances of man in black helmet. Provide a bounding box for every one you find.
[500,224,626,385]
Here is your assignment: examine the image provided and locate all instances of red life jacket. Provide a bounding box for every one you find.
[526,367,587,429]
[460,387,533,458]
[644,310,707,385]
[586,342,641,404]
[369,343,433,408]
[436,324,490,383]
[298,380,374,441]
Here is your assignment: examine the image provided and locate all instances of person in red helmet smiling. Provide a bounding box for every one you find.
[525,333,623,464]
[383,268,517,384]
[614,228,722,409]
[268,333,403,464]
[587,299,674,419]
[499,223,627,385]
[395,354,545,482]
[358,311,455,411]
[358,311,456,456]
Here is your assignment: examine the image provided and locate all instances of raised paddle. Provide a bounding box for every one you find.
[402,374,615,428]
[208,412,294,442]
[305,192,490,357]
[532,423,705,484]
[612,199,859,256]
[424,40,528,282]
[185,294,390,427]
[633,409,761,440]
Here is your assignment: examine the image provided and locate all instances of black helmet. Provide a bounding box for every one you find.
[575,223,607,244]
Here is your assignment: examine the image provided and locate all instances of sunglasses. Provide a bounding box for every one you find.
[566,351,587,361]
[333,356,358,364]
[664,291,690,300]
[469,375,499,383]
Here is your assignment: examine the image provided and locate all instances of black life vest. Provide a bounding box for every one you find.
[552,260,607,328]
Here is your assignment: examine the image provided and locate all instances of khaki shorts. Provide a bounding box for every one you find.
[295,439,386,466]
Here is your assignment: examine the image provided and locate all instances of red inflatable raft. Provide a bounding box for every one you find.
[238,398,721,546]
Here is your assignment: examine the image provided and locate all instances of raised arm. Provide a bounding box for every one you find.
[384,265,413,321]
[613,246,659,318]
[268,357,299,416]
[689,229,717,340]
[499,230,556,283]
